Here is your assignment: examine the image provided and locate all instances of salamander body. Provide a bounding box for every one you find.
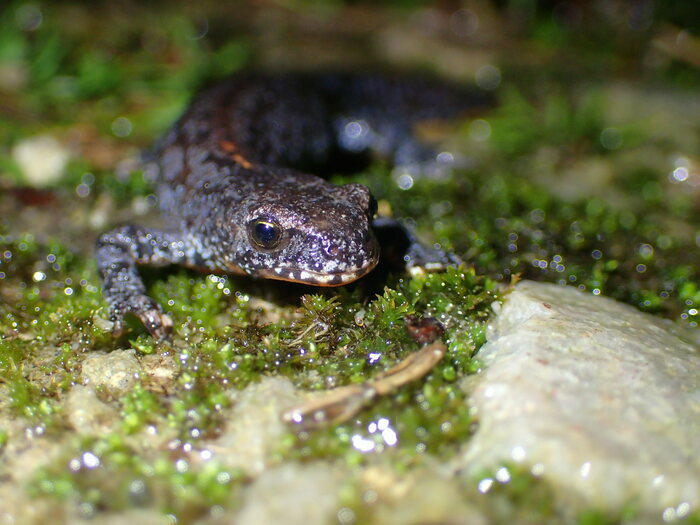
[96,72,491,338]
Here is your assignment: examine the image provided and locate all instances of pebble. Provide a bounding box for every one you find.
[12,135,70,187]
[64,385,118,435]
[81,350,142,397]
[206,376,301,475]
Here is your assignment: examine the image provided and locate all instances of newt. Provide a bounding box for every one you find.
[96,72,492,339]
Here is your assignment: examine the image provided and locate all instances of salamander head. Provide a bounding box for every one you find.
[226,180,379,286]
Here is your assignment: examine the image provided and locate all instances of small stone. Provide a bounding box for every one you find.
[64,385,118,435]
[365,467,486,525]
[458,281,700,516]
[12,135,71,187]
[92,313,115,334]
[81,350,142,397]
[140,354,178,394]
[236,463,344,525]
[205,376,301,475]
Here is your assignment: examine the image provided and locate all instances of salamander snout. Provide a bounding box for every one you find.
[311,227,379,285]
[238,180,379,286]
[252,226,379,286]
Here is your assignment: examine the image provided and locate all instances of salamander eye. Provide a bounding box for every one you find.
[248,219,283,250]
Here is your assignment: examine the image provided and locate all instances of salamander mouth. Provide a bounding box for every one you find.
[256,260,378,287]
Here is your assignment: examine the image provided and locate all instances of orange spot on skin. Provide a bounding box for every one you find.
[232,154,253,169]
[219,140,237,153]
[219,140,254,169]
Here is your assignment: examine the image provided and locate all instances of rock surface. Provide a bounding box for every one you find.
[459,281,700,518]
[206,376,301,475]
[65,385,118,435]
[12,135,70,187]
[81,349,142,397]
[235,463,344,525]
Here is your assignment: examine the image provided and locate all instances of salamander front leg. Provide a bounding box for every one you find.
[96,225,189,339]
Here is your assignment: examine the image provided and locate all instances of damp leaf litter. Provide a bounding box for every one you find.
[1,1,700,524]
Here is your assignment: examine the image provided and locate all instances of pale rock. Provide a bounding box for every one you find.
[0,420,64,523]
[206,376,301,475]
[364,467,487,525]
[64,385,118,435]
[458,281,700,517]
[235,463,344,525]
[81,350,142,396]
[12,135,70,187]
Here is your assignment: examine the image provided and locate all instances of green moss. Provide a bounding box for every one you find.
[473,466,560,524]
[0,336,24,372]
[30,434,245,518]
[98,170,156,205]
[287,268,496,463]
[120,385,165,434]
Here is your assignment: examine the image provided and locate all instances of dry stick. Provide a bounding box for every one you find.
[282,339,447,430]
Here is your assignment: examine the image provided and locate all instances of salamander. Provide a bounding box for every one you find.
[96,72,492,339]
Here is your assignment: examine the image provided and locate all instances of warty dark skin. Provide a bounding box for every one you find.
[96,72,492,339]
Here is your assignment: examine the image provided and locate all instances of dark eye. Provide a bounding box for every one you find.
[249,219,283,249]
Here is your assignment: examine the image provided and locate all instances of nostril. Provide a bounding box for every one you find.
[325,244,340,258]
